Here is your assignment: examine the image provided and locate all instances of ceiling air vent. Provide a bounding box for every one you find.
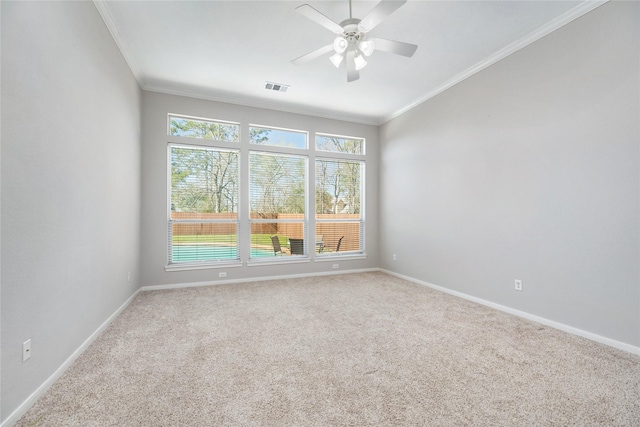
[265,81,289,93]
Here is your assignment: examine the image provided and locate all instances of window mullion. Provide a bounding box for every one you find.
[166,114,366,268]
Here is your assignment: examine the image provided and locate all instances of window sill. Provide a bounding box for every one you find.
[247,257,311,267]
[314,253,367,262]
[165,262,243,272]
[164,253,366,271]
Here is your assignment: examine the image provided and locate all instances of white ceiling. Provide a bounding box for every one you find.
[95,0,603,125]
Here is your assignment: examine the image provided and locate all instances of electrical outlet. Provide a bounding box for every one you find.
[332,264,339,269]
[23,339,31,362]
[515,280,523,291]
[219,272,227,278]
[392,254,397,261]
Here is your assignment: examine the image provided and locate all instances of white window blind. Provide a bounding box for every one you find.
[168,144,239,264]
[249,151,307,258]
[315,158,364,255]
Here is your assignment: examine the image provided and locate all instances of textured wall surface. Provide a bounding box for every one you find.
[380,1,639,347]
[1,1,141,422]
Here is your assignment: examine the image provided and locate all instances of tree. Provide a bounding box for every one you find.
[285,182,305,214]
[316,136,362,154]
[170,118,239,141]
[340,161,360,214]
[316,189,333,214]
[250,153,305,214]
[170,118,271,214]
[250,127,270,144]
[171,147,238,213]
[315,159,360,215]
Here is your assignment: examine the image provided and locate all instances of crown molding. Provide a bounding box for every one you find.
[142,84,382,126]
[94,0,379,126]
[93,0,608,128]
[93,0,144,86]
[382,0,609,124]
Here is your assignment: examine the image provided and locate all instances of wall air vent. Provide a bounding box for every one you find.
[265,81,289,92]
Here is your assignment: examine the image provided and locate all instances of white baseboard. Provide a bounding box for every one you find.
[1,289,141,427]
[6,266,635,427]
[140,267,380,291]
[381,269,640,356]
[3,268,378,426]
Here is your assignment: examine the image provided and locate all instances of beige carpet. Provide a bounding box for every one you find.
[17,272,640,426]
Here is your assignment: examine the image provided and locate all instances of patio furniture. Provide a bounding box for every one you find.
[315,235,325,253]
[289,238,304,255]
[271,236,285,256]
[336,236,344,252]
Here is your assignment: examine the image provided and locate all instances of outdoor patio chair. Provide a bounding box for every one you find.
[271,235,285,256]
[336,236,344,252]
[289,238,304,255]
[315,235,324,253]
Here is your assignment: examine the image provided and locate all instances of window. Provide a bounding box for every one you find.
[166,115,366,268]
[169,115,239,142]
[250,125,307,149]
[168,145,239,265]
[315,133,365,256]
[249,152,307,259]
[316,133,364,154]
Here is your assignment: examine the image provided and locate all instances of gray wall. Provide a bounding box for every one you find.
[380,1,639,347]
[1,1,141,422]
[2,0,638,423]
[140,91,379,288]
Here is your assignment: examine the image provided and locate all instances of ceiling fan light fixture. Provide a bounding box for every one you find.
[293,0,417,82]
[359,40,375,57]
[333,36,348,54]
[330,52,344,68]
[354,54,367,71]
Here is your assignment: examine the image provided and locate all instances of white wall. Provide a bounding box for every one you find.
[140,91,379,287]
[380,1,639,347]
[1,1,141,422]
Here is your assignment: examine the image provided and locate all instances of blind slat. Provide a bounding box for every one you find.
[168,144,240,264]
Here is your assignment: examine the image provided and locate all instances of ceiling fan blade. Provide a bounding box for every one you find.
[292,44,334,64]
[370,37,417,57]
[346,50,359,82]
[358,0,407,32]
[296,4,343,34]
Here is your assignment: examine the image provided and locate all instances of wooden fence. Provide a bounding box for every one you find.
[171,212,361,252]
[171,212,237,236]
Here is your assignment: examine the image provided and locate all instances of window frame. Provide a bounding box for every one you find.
[247,146,309,263]
[165,114,368,270]
[249,124,309,149]
[168,114,240,143]
[314,156,365,258]
[166,142,242,270]
[315,132,365,155]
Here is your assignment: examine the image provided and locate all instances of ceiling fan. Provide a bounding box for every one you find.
[292,0,418,82]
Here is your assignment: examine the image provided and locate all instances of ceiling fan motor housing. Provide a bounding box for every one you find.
[292,0,417,82]
[340,19,366,47]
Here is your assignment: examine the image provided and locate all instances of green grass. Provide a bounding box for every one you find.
[252,234,289,247]
[172,234,236,243]
[172,234,289,248]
